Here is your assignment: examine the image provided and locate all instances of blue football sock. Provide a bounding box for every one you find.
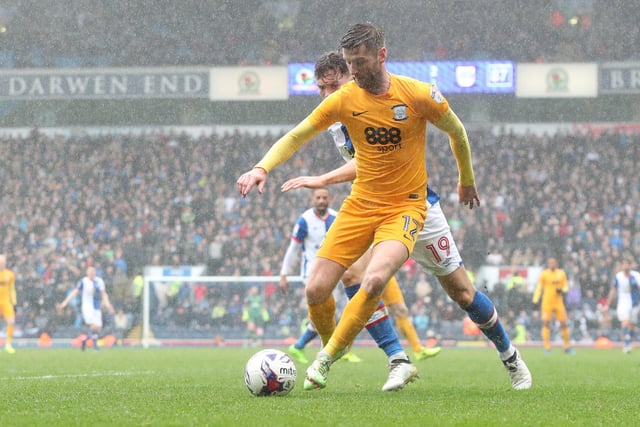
[623,327,631,347]
[294,328,318,350]
[344,284,403,358]
[464,291,511,353]
[90,331,100,349]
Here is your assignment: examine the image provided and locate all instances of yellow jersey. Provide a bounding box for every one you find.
[308,74,450,201]
[533,268,568,307]
[0,268,16,306]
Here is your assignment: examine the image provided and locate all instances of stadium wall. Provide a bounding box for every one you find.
[0,95,638,128]
[1,121,640,141]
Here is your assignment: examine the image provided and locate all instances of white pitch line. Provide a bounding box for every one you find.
[3,371,155,380]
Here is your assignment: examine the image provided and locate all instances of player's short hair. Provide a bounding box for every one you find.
[340,22,385,53]
[314,51,348,80]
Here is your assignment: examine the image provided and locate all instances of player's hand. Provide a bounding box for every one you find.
[458,183,480,210]
[556,288,565,295]
[279,275,289,295]
[237,167,268,197]
[281,176,325,192]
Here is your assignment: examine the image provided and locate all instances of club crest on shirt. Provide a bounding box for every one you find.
[430,85,444,103]
[391,104,408,121]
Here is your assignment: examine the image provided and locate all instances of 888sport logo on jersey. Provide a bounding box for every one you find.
[364,126,402,152]
[361,104,410,153]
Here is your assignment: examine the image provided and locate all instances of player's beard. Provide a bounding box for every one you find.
[354,68,385,93]
[315,205,328,217]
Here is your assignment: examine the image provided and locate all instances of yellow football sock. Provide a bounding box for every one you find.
[308,295,336,346]
[6,324,14,345]
[396,316,422,353]
[542,325,551,350]
[325,288,379,358]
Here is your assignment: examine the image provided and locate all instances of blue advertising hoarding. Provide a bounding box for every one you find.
[288,60,515,96]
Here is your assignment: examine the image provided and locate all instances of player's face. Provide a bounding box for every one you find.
[311,189,330,216]
[342,44,386,93]
[316,68,351,98]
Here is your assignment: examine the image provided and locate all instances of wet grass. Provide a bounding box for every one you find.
[0,346,636,426]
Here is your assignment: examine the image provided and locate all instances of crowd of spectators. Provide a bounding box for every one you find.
[0,124,638,347]
[0,1,638,69]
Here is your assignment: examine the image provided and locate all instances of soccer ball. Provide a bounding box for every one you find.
[244,349,297,396]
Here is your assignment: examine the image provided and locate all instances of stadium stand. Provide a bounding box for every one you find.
[0,1,638,347]
[0,1,637,69]
[0,125,636,345]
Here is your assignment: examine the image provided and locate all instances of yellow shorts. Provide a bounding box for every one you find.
[0,301,15,319]
[381,276,405,306]
[541,302,567,322]
[317,195,426,268]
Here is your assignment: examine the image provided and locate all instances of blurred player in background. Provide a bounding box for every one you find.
[533,257,574,354]
[0,254,17,354]
[242,285,270,347]
[604,257,640,353]
[58,266,115,351]
[281,51,531,391]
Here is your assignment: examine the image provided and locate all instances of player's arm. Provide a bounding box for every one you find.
[532,278,543,304]
[58,288,79,309]
[434,109,480,209]
[101,289,115,314]
[604,284,617,310]
[279,238,302,294]
[558,272,569,294]
[10,277,16,306]
[237,119,322,197]
[281,160,356,192]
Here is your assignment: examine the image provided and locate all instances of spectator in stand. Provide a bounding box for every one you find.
[566,280,582,311]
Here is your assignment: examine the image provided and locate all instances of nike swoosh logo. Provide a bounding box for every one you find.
[352,111,368,117]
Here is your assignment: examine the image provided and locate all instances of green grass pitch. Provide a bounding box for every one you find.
[0,346,637,426]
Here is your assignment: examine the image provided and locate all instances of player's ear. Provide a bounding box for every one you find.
[378,46,387,63]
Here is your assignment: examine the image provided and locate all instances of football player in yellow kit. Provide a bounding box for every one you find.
[0,254,17,354]
[238,22,481,391]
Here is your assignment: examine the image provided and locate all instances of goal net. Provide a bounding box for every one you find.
[140,274,304,348]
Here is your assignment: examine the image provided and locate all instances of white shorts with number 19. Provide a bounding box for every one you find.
[411,201,463,277]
